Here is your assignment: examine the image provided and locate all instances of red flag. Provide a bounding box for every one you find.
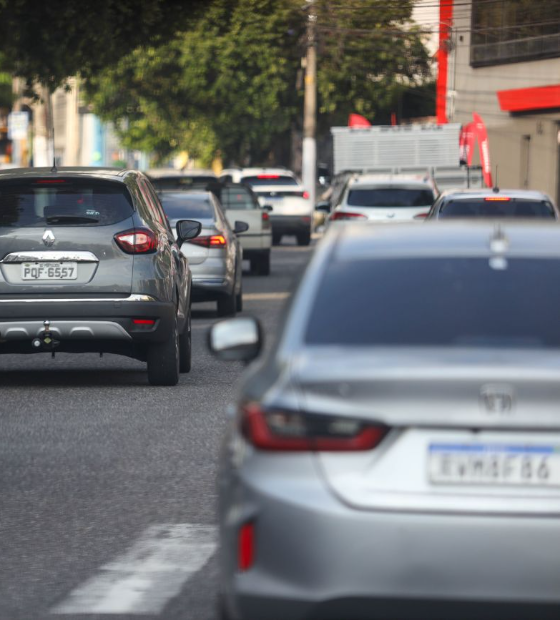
[348,113,371,128]
[472,113,492,187]
[459,122,475,166]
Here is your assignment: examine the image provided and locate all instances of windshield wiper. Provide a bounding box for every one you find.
[46,215,99,224]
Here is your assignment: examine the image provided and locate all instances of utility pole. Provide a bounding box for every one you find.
[302,0,317,207]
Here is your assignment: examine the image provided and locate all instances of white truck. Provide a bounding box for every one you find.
[331,124,483,191]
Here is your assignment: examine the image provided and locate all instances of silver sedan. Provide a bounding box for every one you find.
[159,190,247,317]
[211,221,560,620]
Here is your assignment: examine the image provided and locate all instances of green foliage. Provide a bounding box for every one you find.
[0,0,206,90]
[86,0,433,164]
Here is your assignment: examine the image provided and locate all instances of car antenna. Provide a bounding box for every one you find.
[492,165,499,193]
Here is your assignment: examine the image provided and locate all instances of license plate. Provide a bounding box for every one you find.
[21,262,78,280]
[428,443,560,487]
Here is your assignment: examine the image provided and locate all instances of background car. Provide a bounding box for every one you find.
[220,167,313,246]
[145,168,217,191]
[216,183,272,276]
[210,221,560,620]
[0,167,199,386]
[426,188,559,220]
[159,190,246,317]
[328,173,438,223]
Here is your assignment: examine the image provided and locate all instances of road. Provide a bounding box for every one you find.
[0,241,313,620]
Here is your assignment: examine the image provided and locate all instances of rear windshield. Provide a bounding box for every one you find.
[347,188,435,208]
[306,257,560,348]
[241,175,298,187]
[159,194,215,220]
[0,179,133,227]
[256,190,306,198]
[149,176,216,191]
[439,198,555,219]
[220,187,259,210]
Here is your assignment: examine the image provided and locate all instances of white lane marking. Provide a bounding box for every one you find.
[243,292,290,301]
[51,524,216,615]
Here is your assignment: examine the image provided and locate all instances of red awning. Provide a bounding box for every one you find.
[497,84,560,113]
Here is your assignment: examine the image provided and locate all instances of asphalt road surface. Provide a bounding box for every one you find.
[0,240,314,620]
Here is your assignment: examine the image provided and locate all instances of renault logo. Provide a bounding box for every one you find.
[42,230,56,247]
[480,385,514,414]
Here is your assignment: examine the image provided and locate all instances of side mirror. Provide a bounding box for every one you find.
[208,317,263,362]
[315,201,331,213]
[176,219,202,243]
[234,221,250,234]
[262,205,273,212]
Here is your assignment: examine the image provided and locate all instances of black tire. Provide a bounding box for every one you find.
[179,309,191,373]
[272,232,282,245]
[236,283,243,312]
[147,316,180,386]
[297,230,311,246]
[256,252,270,276]
[217,291,237,317]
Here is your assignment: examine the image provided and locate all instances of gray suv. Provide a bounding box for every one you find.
[0,167,201,386]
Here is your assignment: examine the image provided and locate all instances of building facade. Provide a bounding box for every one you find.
[440,0,560,202]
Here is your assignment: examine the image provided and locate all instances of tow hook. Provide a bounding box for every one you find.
[32,320,61,351]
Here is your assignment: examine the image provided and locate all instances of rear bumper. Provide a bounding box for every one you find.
[221,450,560,620]
[191,277,231,302]
[270,215,311,236]
[239,232,272,252]
[0,295,175,351]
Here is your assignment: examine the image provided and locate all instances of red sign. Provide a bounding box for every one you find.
[459,122,475,166]
[348,113,371,128]
[472,113,492,188]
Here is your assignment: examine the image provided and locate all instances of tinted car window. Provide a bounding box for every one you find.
[306,257,560,348]
[220,187,258,210]
[149,176,216,191]
[347,188,434,208]
[256,190,306,198]
[439,198,555,219]
[0,179,133,227]
[241,175,298,186]
[159,194,215,220]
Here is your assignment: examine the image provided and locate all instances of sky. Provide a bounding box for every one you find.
[412,0,440,56]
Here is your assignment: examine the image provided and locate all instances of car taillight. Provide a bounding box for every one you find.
[187,234,227,248]
[238,522,255,572]
[484,196,511,201]
[114,229,158,254]
[414,212,429,220]
[302,191,310,199]
[330,211,367,221]
[240,403,388,452]
[261,211,271,229]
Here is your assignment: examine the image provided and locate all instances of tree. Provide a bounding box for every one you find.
[86,0,433,166]
[0,0,206,90]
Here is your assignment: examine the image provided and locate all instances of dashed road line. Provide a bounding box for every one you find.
[243,292,290,301]
[51,524,217,616]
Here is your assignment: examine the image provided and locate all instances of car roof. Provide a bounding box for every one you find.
[158,190,213,199]
[329,221,560,261]
[0,166,133,182]
[438,188,553,202]
[348,174,434,189]
[145,168,216,178]
[239,168,296,177]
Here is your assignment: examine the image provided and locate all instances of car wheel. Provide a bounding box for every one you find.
[297,230,311,246]
[147,315,180,386]
[256,252,270,276]
[236,283,243,312]
[217,291,237,317]
[272,232,282,245]
[179,308,192,373]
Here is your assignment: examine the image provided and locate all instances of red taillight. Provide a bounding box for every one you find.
[240,403,388,452]
[34,179,66,184]
[262,212,269,221]
[114,229,158,254]
[132,319,156,326]
[484,196,511,202]
[302,191,310,199]
[257,174,280,179]
[414,212,429,220]
[187,234,227,248]
[238,522,255,572]
[330,211,367,221]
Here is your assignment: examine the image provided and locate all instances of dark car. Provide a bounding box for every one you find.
[0,167,201,386]
[426,188,559,220]
[145,168,217,191]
